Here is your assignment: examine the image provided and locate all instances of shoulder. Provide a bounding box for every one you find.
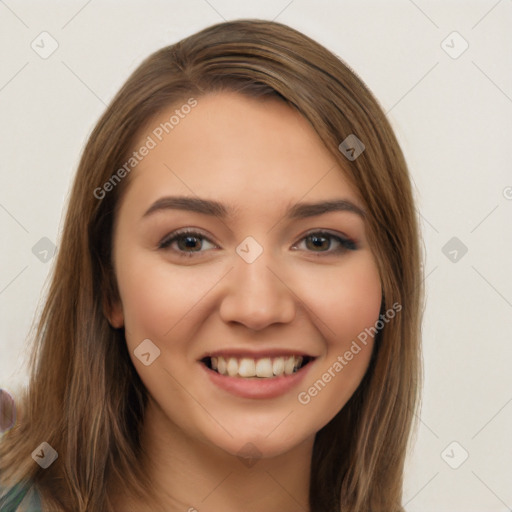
[0,480,42,511]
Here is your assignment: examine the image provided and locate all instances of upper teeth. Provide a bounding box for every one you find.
[211,355,304,378]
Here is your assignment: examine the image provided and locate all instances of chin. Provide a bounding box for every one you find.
[201,424,309,462]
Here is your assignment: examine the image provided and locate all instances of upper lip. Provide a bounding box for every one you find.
[199,348,317,360]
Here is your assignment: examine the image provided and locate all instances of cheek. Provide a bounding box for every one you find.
[300,252,382,345]
[115,251,217,347]
[334,267,382,341]
[117,261,170,341]
[293,253,382,419]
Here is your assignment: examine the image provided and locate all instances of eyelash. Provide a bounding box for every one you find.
[158,228,357,258]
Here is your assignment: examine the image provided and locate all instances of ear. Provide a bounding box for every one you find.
[104,297,124,329]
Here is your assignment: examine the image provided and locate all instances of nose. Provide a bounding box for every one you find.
[219,247,297,331]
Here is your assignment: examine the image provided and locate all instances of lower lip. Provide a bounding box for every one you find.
[199,360,315,399]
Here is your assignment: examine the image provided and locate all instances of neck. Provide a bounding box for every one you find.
[111,398,313,512]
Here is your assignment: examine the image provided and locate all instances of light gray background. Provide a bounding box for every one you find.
[1,1,511,510]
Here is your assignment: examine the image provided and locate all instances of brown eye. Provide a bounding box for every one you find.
[295,231,357,255]
[158,229,357,259]
[176,234,202,252]
[305,234,331,251]
[159,229,216,257]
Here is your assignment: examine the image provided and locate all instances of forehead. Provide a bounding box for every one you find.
[119,91,363,217]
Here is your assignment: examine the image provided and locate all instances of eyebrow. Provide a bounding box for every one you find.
[142,195,366,220]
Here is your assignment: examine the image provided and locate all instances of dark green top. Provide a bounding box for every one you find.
[0,481,42,511]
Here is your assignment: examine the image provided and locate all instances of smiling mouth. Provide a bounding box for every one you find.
[201,355,315,379]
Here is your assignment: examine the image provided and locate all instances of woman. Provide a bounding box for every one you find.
[0,18,423,512]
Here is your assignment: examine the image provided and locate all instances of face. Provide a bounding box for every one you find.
[109,91,382,459]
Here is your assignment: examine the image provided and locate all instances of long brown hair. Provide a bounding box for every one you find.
[0,19,423,511]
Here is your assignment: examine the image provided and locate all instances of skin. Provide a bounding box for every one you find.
[107,91,382,511]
